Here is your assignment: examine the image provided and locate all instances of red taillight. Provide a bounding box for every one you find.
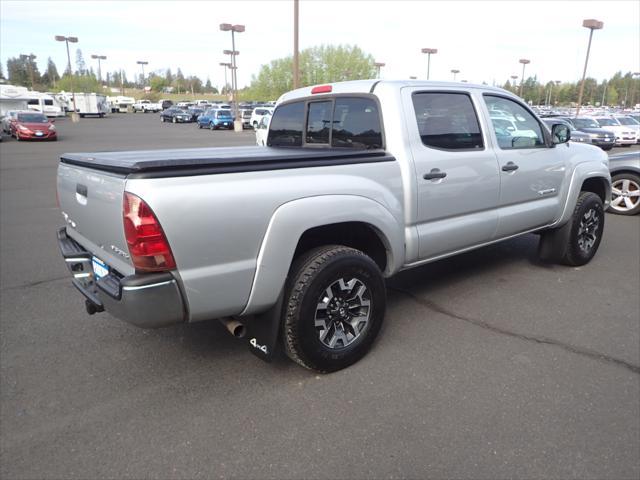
[311,85,332,94]
[123,192,176,272]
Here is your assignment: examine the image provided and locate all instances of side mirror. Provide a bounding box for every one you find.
[551,124,571,144]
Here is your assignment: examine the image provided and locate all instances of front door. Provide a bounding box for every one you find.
[481,94,568,237]
[404,89,501,260]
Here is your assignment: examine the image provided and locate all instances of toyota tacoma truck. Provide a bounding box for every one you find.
[57,80,611,372]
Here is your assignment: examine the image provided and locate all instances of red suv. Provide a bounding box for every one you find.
[11,112,57,141]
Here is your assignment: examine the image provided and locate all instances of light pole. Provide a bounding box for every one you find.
[631,72,640,109]
[91,54,107,83]
[19,54,37,89]
[451,69,460,81]
[518,58,530,97]
[374,62,385,79]
[552,80,561,105]
[421,48,437,80]
[575,19,603,117]
[220,23,245,132]
[223,49,239,99]
[219,62,231,94]
[55,35,79,119]
[136,60,148,88]
[293,0,299,89]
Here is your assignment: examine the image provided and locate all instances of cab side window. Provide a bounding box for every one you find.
[412,92,483,150]
[483,95,546,149]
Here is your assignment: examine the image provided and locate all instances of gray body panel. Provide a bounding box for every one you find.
[56,80,611,326]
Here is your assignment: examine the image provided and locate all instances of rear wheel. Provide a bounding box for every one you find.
[609,173,640,216]
[601,146,613,151]
[282,245,386,372]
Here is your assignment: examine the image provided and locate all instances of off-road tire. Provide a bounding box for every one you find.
[539,191,604,266]
[282,245,386,373]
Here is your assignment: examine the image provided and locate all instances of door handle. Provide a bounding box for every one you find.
[423,169,447,180]
[501,162,519,172]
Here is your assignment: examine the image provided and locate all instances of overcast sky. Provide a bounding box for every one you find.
[1,0,638,89]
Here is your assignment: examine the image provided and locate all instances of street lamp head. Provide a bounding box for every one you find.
[223,50,239,55]
[519,58,530,65]
[232,24,245,32]
[91,55,107,60]
[555,80,561,85]
[67,37,78,43]
[219,62,231,67]
[421,48,438,54]
[511,75,518,79]
[54,35,66,41]
[137,61,148,65]
[219,23,232,31]
[409,76,417,79]
[451,69,460,74]
[374,62,385,67]
[582,19,604,30]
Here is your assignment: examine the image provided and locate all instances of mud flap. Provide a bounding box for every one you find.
[243,290,284,362]
[538,219,572,263]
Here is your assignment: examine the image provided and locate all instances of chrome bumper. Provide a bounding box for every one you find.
[57,228,186,328]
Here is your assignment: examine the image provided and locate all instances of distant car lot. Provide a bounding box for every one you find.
[0,114,638,479]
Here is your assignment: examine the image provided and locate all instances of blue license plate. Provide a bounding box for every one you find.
[92,256,109,279]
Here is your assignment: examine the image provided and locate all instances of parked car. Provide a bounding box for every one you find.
[11,112,57,141]
[133,100,162,113]
[207,109,233,129]
[593,116,637,146]
[541,118,591,144]
[250,107,273,128]
[255,114,270,145]
[196,109,216,129]
[160,108,192,123]
[240,108,253,129]
[56,80,610,372]
[608,151,640,215]
[1,110,25,133]
[560,117,616,151]
[187,107,205,122]
[612,115,640,143]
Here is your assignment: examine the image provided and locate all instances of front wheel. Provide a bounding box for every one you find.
[609,173,640,215]
[282,245,386,373]
[538,191,604,266]
[209,122,215,130]
[601,146,613,151]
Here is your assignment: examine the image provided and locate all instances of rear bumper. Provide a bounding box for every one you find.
[57,228,186,328]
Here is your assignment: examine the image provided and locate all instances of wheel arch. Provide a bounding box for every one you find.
[555,162,611,227]
[240,195,404,316]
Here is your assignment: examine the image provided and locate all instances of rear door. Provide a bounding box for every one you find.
[480,94,568,237]
[403,88,501,260]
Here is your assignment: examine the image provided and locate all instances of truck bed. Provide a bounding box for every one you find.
[60,146,394,177]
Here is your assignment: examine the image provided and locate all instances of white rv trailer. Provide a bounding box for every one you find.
[0,84,30,118]
[26,92,65,117]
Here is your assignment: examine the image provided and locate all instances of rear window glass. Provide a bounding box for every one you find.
[268,102,305,146]
[306,101,332,144]
[331,98,382,149]
[412,92,483,150]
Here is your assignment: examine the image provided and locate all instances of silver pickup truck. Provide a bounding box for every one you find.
[57,80,611,372]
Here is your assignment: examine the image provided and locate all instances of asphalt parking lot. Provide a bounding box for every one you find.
[1,114,639,479]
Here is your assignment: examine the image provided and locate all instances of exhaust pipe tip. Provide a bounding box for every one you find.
[220,318,246,338]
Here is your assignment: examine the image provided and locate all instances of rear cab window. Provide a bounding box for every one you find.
[268,95,383,149]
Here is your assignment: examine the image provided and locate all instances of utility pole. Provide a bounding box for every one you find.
[293,0,300,89]
[575,19,603,117]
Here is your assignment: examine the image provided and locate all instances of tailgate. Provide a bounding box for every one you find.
[57,163,134,276]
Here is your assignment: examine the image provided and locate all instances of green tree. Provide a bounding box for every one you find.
[41,57,60,87]
[0,62,5,80]
[245,44,376,100]
[56,73,101,93]
[150,75,169,92]
[6,56,30,86]
[75,49,86,75]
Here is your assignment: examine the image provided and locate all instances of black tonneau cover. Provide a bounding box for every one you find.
[60,146,394,177]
